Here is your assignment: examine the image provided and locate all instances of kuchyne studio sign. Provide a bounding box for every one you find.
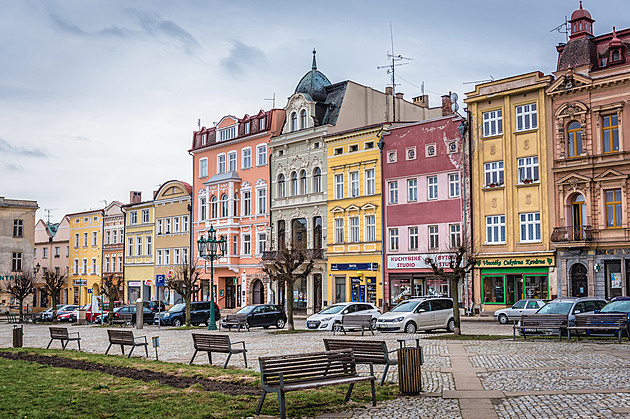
[387,253,456,269]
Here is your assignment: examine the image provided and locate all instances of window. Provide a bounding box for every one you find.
[83,232,88,247]
[242,234,251,255]
[290,112,297,131]
[428,176,438,200]
[106,231,111,244]
[449,173,460,198]
[408,179,417,202]
[242,147,251,169]
[428,225,439,249]
[567,121,583,157]
[243,191,251,216]
[406,147,416,160]
[164,249,170,265]
[300,110,307,129]
[74,259,79,274]
[313,167,322,193]
[486,215,506,244]
[219,126,236,142]
[128,237,133,256]
[365,215,376,242]
[13,220,23,237]
[157,250,162,266]
[210,195,217,219]
[183,215,189,232]
[257,233,267,254]
[146,235,152,255]
[11,252,22,271]
[334,218,344,244]
[389,228,399,251]
[602,114,619,153]
[118,256,122,271]
[199,197,207,221]
[287,171,296,195]
[42,247,48,259]
[484,161,504,186]
[105,257,110,272]
[182,248,188,264]
[517,156,539,183]
[199,158,208,178]
[130,211,138,224]
[387,150,397,163]
[174,217,180,233]
[605,189,623,228]
[34,248,37,259]
[92,258,97,275]
[92,231,98,246]
[74,234,79,248]
[450,224,461,248]
[82,259,87,274]
[221,194,228,218]
[520,212,541,242]
[259,117,266,130]
[201,133,207,145]
[142,209,149,223]
[300,170,307,194]
[137,236,143,256]
[275,174,285,198]
[350,217,360,243]
[334,147,343,155]
[174,249,181,265]
[349,144,359,152]
[217,154,226,173]
[365,141,374,149]
[244,121,250,135]
[233,193,238,216]
[365,169,375,195]
[409,227,418,250]
[335,174,344,199]
[483,109,503,137]
[54,246,60,257]
[426,144,436,157]
[257,144,267,166]
[257,188,266,214]
[228,151,237,172]
[350,171,359,197]
[516,103,537,131]
[389,181,398,204]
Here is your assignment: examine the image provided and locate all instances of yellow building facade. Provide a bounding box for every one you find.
[67,209,103,306]
[122,200,155,304]
[465,72,557,312]
[325,125,384,306]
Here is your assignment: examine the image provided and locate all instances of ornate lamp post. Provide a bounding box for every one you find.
[197,225,227,330]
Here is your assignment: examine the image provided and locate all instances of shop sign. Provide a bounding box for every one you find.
[73,279,87,286]
[144,279,153,286]
[596,248,630,256]
[330,263,378,271]
[476,256,554,267]
[387,254,454,269]
[128,281,141,287]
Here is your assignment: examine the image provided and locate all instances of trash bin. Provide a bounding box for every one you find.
[13,325,23,348]
[397,345,423,395]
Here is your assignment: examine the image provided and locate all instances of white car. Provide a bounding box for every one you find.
[306,302,380,331]
[376,297,454,334]
[493,299,547,324]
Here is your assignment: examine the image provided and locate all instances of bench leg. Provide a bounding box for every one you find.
[189,350,198,365]
[278,390,286,419]
[77,338,81,351]
[255,390,267,415]
[121,345,125,355]
[344,383,355,402]
[361,326,365,336]
[128,345,134,358]
[61,340,67,350]
[144,344,148,357]
[242,350,247,368]
[223,353,232,369]
[370,378,376,406]
[47,339,53,350]
[207,351,212,365]
[380,363,390,386]
[105,343,112,355]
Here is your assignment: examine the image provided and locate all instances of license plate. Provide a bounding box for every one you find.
[524,328,536,332]
[377,324,387,329]
[307,322,316,328]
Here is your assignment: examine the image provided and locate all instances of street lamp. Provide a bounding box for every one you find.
[197,225,227,330]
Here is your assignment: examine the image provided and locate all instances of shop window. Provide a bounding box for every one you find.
[524,275,549,300]
[482,276,505,303]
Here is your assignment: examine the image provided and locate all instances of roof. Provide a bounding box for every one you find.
[294,49,331,102]
[205,171,242,185]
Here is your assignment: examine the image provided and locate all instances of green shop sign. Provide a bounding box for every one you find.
[476,256,554,268]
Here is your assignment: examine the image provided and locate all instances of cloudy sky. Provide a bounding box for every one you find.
[1,0,625,222]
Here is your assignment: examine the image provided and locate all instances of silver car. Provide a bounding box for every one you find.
[493,299,546,324]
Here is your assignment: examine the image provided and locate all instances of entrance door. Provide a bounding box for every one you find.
[506,275,523,305]
[225,281,235,309]
[350,278,364,302]
[571,195,586,240]
[252,280,263,304]
[570,263,588,297]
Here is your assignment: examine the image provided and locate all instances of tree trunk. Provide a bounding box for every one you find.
[286,279,294,331]
[18,298,24,322]
[450,277,461,336]
[185,295,191,327]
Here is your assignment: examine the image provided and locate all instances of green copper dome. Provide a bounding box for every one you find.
[295,48,331,102]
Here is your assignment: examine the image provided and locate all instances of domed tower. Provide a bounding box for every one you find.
[569,1,594,39]
[294,49,331,102]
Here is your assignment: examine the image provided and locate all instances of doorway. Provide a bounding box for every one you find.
[225,280,236,308]
[570,263,588,297]
[571,194,586,240]
[313,274,322,313]
[506,274,523,305]
[252,279,263,304]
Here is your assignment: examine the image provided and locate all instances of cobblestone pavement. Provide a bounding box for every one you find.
[2,320,630,418]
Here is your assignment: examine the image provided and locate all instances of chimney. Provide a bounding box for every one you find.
[130,191,142,204]
[385,86,393,95]
[395,92,404,99]
[441,92,454,116]
[413,95,429,108]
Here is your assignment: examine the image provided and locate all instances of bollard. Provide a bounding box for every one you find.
[136,298,143,330]
[397,343,423,395]
[152,336,159,360]
[13,325,23,348]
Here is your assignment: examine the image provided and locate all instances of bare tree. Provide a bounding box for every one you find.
[167,263,200,327]
[40,270,67,324]
[425,245,478,335]
[101,274,123,323]
[261,246,315,331]
[3,269,35,321]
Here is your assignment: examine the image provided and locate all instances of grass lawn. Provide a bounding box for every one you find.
[0,347,398,418]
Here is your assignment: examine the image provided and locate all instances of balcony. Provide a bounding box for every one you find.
[550,226,594,243]
[262,248,325,261]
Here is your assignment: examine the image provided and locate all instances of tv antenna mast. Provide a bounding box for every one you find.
[463,76,495,85]
[43,208,56,225]
[264,93,276,109]
[378,22,412,122]
[550,16,569,43]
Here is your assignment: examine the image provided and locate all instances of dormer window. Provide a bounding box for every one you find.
[300,109,307,129]
[219,126,236,142]
[201,133,207,145]
[291,112,297,131]
[612,49,621,62]
[244,121,250,135]
[259,117,266,131]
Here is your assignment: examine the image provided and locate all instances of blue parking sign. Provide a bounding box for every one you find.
[156,274,166,287]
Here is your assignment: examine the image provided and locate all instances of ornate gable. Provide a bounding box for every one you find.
[594,168,627,181]
[547,70,592,95]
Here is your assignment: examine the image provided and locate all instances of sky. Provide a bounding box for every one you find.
[1,0,626,223]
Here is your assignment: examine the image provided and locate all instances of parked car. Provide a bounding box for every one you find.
[154,301,220,327]
[580,296,630,337]
[55,305,81,322]
[221,304,287,329]
[34,305,72,322]
[96,305,154,325]
[519,296,608,335]
[376,297,454,334]
[493,299,547,324]
[143,301,166,313]
[306,302,380,331]
[84,301,123,322]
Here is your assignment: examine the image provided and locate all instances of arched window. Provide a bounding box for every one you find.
[313,167,322,193]
[290,112,297,131]
[300,170,307,194]
[567,121,582,158]
[210,195,217,219]
[291,171,298,195]
[278,174,286,198]
[221,194,228,218]
[300,109,307,129]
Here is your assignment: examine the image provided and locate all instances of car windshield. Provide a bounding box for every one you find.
[536,301,573,315]
[601,300,630,314]
[318,305,347,314]
[390,301,420,313]
[168,303,185,313]
[235,306,255,314]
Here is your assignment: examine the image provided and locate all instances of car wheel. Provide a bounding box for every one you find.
[498,314,509,324]
[370,318,377,330]
[192,322,199,326]
[447,318,455,333]
[405,321,417,334]
[276,318,286,329]
[173,319,182,328]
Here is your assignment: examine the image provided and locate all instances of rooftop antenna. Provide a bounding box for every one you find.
[550,16,569,43]
[463,75,495,85]
[197,119,201,130]
[43,208,55,225]
[264,93,276,109]
[377,22,412,122]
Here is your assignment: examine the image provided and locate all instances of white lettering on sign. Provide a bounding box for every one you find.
[386,254,455,269]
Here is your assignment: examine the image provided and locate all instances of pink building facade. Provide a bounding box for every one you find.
[382,114,469,307]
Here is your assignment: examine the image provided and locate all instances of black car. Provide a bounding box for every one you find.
[154,301,220,327]
[97,305,154,325]
[221,304,287,329]
[144,301,166,313]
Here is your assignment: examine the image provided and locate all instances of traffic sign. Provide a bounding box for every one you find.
[87,289,93,294]
[156,274,166,287]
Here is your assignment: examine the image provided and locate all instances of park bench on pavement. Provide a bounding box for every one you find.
[47,327,81,350]
[256,348,376,419]
[105,329,148,358]
[333,314,374,336]
[513,314,568,340]
[567,313,630,343]
[189,333,247,368]
[222,314,249,331]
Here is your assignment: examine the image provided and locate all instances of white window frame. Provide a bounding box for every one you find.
[217,153,226,174]
[389,181,398,204]
[449,173,460,198]
[486,215,506,244]
[484,161,504,186]
[146,235,152,256]
[242,147,251,169]
[183,215,189,232]
[92,258,97,275]
[259,117,266,130]
[142,209,150,223]
[520,212,541,243]
[130,211,138,224]
[408,178,417,202]
[242,190,251,216]
[428,225,439,250]
[409,226,418,250]
[227,151,237,172]
[137,236,143,256]
[515,103,537,132]
[365,215,376,242]
[483,109,503,137]
[517,156,539,183]
[389,228,399,251]
[313,167,322,193]
[257,233,267,254]
[256,188,266,215]
[256,144,267,166]
[92,232,98,246]
[350,171,359,198]
[127,237,133,256]
[450,224,461,248]
[335,173,344,199]
[428,176,438,200]
[199,157,208,178]
[157,250,163,266]
[219,125,236,142]
[350,216,360,243]
[83,232,88,247]
[334,218,344,244]
[242,234,251,256]
[164,249,170,265]
[365,169,375,195]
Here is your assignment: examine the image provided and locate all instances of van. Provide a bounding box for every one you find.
[154,301,220,327]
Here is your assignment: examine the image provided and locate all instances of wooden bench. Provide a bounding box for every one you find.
[105,329,148,358]
[256,349,376,419]
[324,338,422,386]
[189,333,247,368]
[46,327,81,350]
[333,314,374,336]
[222,314,249,331]
[513,314,568,340]
[112,313,134,326]
[5,313,19,323]
[567,313,630,343]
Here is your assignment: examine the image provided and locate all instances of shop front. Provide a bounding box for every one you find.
[386,254,453,307]
[328,262,381,306]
